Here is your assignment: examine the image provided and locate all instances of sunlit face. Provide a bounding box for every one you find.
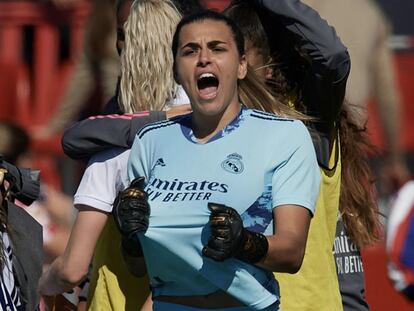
[174,19,247,118]
[116,0,132,55]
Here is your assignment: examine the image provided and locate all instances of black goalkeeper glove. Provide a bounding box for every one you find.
[113,177,149,258]
[113,177,150,238]
[202,203,269,264]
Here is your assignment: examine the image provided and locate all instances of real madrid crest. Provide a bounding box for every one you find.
[221,153,244,174]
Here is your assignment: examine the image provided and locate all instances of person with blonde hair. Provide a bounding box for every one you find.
[38,1,185,310]
[118,0,181,113]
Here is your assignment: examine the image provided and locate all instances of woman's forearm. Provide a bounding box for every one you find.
[39,207,108,296]
[62,112,167,160]
[257,204,311,273]
[39,256,87,296]
[259,231,308,273]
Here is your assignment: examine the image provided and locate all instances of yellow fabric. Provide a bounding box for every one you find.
[275,140,343,311]
[87,218,150,311]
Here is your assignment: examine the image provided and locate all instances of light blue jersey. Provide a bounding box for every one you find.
[128,108,320,310]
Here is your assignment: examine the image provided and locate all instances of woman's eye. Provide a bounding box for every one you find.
[183,50,195,56]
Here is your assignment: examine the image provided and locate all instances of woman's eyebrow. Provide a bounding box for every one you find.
[181,40,227,50]
[207,40,227,48]
[181,42,200,50]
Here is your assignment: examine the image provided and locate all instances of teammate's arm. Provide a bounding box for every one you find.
[254,0,350,132]
[39,206,108,295]
[62,112,166,160]
[62,105,192,160]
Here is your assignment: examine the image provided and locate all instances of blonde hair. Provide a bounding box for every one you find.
[119,0,182,113]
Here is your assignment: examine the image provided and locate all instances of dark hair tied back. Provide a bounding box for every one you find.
[172,10,245,60]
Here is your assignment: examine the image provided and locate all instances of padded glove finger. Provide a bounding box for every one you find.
[113,177,150,238]
[209,215,230,228]
[202,244,228,262]
[211,228,230,239]
[203,203,244,261]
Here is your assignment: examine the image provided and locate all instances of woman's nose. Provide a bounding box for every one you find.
[197,48,211,67]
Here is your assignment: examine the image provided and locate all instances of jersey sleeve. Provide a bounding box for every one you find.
[127,135,150,184]
[271,121,320,215]
[62,111,166,160]
[74,149,129,212]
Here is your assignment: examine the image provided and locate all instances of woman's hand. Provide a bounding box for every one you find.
[166,104,192,119]
[202,203,244,261]
[203,203,312,273]
[42,294,77,311]
[42,295,56,311]
[112,177,150,237]
[203,203,268,264]
[140,294,153,311]
[113,177,149,274]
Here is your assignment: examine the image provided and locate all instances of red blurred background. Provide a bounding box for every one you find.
[0,1,413,310]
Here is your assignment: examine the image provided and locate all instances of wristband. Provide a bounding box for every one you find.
[235,230,269,264]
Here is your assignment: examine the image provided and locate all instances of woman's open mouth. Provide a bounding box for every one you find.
[197,73,219,100]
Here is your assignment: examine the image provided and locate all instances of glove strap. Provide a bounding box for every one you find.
[235,230,269,264]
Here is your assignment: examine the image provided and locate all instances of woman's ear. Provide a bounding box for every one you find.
[265,56,274,80]
[238,55,248,80]
[173,64,180,84]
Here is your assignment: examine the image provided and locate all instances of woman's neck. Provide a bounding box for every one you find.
[192,104,241,144]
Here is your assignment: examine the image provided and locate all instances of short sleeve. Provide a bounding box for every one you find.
[128,135,150,183]
[74,148,130,212]
[272,121,320,215]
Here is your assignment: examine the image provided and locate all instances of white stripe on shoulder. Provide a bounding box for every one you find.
[137,119,179,139]
[250,109,295,122]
